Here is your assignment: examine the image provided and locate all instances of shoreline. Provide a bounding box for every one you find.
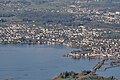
[0,44,119,79]
[63,50,120,59]
[53,71,118,80]
[52,59,118,80]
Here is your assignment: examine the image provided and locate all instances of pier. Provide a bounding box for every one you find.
[91,59,105,74]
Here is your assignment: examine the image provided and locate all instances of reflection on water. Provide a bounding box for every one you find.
[0,44,119,80]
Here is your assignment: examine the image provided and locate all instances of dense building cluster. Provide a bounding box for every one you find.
[0,24,120,58]
[0,0,120,26]
[64,0,120,25]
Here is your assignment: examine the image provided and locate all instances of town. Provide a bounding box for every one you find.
[0,0,120,27]
[0,23,120,59]
[0,0,120,80]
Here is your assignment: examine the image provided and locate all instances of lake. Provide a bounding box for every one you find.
[0,44,119,80]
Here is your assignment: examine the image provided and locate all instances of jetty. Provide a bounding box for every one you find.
[91,59,105,74]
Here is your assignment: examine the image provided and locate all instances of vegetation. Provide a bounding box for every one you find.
[53,71,117,80]
[0,0,120,28]
[82,75,117,80]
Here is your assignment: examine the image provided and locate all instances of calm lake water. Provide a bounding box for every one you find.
[0,44,119,80]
